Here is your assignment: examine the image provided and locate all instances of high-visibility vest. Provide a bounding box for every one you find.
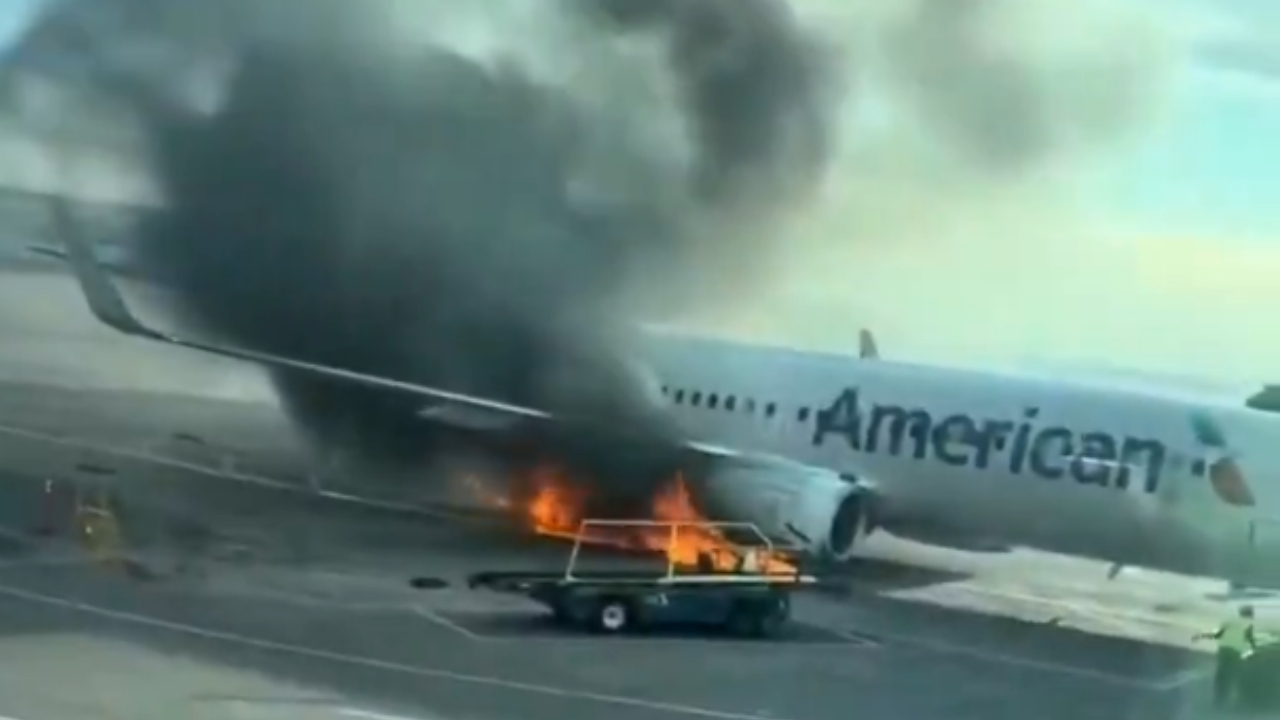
[1219,618,1254,654]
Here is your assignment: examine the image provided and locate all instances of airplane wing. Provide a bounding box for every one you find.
[50,198,757,452]
[50,199,547,432]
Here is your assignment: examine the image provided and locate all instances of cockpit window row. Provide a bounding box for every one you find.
[660,386,812,422]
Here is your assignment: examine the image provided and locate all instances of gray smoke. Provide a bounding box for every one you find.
[14,0,838,514]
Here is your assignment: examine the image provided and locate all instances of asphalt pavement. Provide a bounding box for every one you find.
[0,384,1230,720]
[0,535,1221,720]
[0,270,1242,720]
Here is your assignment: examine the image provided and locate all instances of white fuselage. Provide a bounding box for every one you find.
[638,330,1280,585]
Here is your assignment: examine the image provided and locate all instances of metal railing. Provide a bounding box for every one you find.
[563,518,781,582]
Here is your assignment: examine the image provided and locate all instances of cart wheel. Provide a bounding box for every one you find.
[729,594,790,639]
[756,601,787,639]
[593,599,631,634]
[550,599,572,625]
[768,592,792,630]
[727,605,756,638]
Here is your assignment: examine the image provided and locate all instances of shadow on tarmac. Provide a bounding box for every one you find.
[438,608,859,645]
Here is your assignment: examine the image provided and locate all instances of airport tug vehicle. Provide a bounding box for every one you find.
[467,520,818,637]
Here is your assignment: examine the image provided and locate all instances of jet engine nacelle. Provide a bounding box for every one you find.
[698,457,875,562]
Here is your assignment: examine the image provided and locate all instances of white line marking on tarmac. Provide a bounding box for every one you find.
[190,697,432,720]
[190,693,339,706]
[409,606,487,641]
[844,628,1165,689]
[0,555,94,570]
[1149,667,1212,692]
[0,424,484,522]
[193,583,401,613]
[915,584,1218,691]
[339,707,433,720]
[0,582,780,720]
[958,584,1204,630]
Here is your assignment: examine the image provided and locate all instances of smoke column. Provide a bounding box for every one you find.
[11,0,840,513]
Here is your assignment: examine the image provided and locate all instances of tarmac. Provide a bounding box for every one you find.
[0,269,1254,720]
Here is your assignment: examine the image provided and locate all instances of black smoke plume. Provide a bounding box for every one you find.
[15,0,838,515]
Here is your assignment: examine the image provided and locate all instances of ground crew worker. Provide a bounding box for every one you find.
[1196,605,1258,708]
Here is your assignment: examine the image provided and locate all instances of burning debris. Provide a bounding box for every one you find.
[468,465,796,574]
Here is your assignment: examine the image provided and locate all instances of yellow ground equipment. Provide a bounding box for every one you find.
[74,485,126,570]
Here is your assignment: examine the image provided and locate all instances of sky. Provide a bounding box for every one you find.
[0,0,35,56]
[1118,33,1279,239]
[697,0,1280,383]
[0,0,1277,382]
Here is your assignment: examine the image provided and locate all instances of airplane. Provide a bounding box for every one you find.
[36,196,1280,588]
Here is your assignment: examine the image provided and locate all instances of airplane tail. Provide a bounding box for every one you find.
[858,329,879,360]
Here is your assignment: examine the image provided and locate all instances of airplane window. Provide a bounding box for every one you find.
[765,402,776,418]
[661,385,669,395]
[691,392,702,406]
[797,407,810,422]
[674,389,685,403]
[725,396,736,411]
[708,394,719,409]
[745,399,756,413]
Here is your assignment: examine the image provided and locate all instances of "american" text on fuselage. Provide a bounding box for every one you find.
[812,388,1167,492]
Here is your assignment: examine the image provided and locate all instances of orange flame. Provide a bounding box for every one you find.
[523,466,795,574]
[526,465,587,541]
